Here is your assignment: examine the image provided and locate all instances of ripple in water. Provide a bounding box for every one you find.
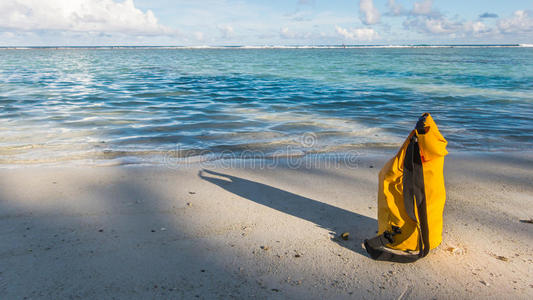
[0,48,533,165]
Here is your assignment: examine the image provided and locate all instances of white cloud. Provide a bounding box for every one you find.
[218,25,234,38]
[402,9,533,39]
[193,31,204,41]
[423,18,457,34]
[463,21,491,36]
[280,27,291,38]
[284,10,315,22]
[404,15,495,38]
[498,10,533,33]
[387,0,404,16]
[412,0,434,16]
[386,0,440,18]
[359,0,380,25]
[335,25,379,41]
[279,27,312,39]
[0,0,530,45]
[400,0,491,37]
[0,0,173,36]
[403,16,460,35]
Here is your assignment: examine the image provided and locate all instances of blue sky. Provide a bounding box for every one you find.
[0,0,532,46]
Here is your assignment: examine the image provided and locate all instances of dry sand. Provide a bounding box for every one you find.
[0,152,532,299]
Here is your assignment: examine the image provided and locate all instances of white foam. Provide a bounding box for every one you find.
[0,45,525,50]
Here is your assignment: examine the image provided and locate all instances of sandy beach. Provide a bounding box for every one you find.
[1,151,531,299]
[2,0,533,298]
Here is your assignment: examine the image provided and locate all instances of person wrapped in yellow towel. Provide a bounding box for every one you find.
[364,113,448,262]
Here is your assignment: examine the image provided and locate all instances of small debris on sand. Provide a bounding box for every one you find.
[260,245,269,250]
[495,255,508,262]
[186,202,192,206]
[189,191,196,195]
[341,232,350,240]
[480,280,490,286]
[519,219,533,224]
[445,246,464,255]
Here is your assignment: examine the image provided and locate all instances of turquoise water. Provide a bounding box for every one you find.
[1,47,533,165]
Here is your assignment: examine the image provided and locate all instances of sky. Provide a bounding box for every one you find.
[0,0,532,46]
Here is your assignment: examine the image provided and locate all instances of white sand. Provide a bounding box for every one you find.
[0,152,532,299]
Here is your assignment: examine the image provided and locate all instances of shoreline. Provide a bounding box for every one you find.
[1,149,532,169]
[1,151,532,298]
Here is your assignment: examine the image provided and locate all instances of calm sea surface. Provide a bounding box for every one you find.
[1,47,532,165]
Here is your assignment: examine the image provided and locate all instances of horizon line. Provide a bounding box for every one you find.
[1,43,532,49]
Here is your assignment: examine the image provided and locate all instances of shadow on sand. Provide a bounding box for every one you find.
[0,169,284,298]
[199,169,376,257]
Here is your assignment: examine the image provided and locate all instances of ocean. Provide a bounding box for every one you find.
[1,46,532,166]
